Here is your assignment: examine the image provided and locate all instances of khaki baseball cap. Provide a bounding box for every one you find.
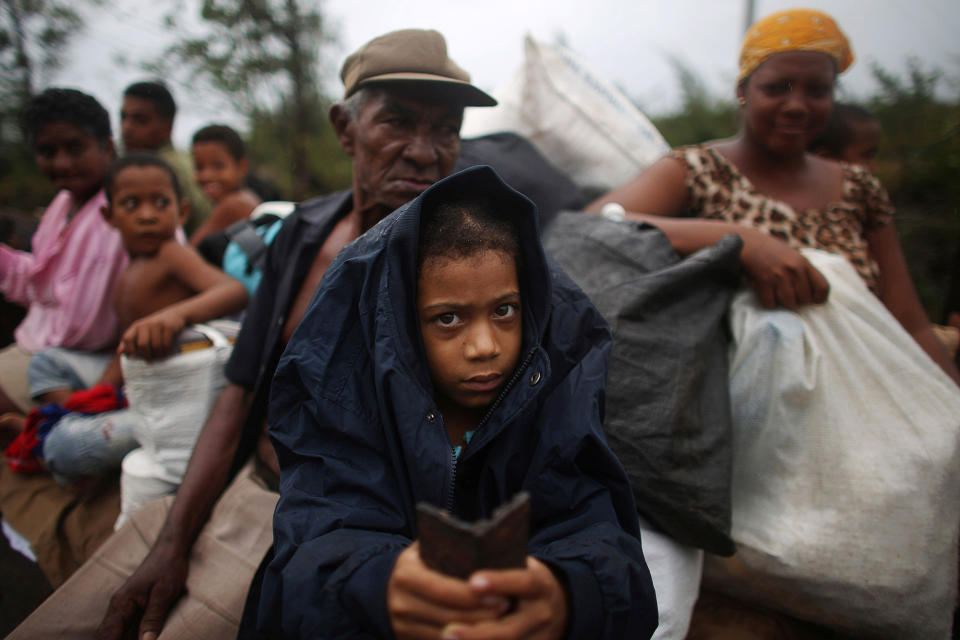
[340,29,497,107]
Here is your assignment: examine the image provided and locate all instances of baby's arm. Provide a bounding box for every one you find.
[120,243,248,360]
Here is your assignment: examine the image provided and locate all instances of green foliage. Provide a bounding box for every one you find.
[649,58,738,147]
[0,0,84,142]
[0,0,101,213]
[246,96,352,199]
[154,0,338,199]
[866,59,960,320]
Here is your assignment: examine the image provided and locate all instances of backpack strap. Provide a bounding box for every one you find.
[224,219,269,273]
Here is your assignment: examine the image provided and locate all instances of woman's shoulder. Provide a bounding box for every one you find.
[837,161,894,220]
[669,143,736,177]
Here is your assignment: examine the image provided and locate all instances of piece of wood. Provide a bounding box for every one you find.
[417,492,530,579]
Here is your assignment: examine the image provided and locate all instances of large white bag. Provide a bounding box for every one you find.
[117,323,235,527]
[704,249,960,638]
[460,36,669,196]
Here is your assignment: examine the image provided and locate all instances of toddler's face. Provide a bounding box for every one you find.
[841,120,881,172]
[33,121,113,203]
[192,141,248,204]
[105,165,185,256]
[418,249,522,415]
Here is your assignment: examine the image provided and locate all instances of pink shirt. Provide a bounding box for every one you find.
[0,189,128,352]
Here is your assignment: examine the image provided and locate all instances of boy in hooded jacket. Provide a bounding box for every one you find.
[262,166,657,639]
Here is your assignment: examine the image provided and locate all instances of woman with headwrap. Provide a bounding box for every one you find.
[587,9,960,638]
[589,8,959,385]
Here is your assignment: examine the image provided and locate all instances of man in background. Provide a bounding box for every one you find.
[120,81,211,235]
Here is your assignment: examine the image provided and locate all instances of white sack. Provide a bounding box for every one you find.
[117,323,234,527]
[461,36,669,195]
[640,515,703,640]
[704,249,960,638]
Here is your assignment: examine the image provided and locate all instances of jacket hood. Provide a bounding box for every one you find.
[271,165,561,509]
[382,165,551,390]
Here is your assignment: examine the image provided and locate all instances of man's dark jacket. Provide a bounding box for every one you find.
[260,166,658,638]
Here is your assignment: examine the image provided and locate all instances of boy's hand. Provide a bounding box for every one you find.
[441,557,568,640]
[388,543,509,640]
[119,309,186,361]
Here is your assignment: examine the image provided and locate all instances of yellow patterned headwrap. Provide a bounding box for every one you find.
[738,9,854,84]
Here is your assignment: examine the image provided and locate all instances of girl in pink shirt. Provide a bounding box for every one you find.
[0,89,126,415]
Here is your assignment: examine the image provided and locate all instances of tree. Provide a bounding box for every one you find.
[867,59,960,321]
[0,0,98,143]
[0,0,105,210]
[155,0,337,199]
[647,57,738,148]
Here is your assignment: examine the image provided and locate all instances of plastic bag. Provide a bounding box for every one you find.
[704,249,960,638]
[461,36,669,197]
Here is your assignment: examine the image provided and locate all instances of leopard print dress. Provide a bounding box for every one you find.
[672,145,894,294]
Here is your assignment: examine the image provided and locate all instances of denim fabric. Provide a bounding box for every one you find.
[43,409,141,484]
[27,347,112,399]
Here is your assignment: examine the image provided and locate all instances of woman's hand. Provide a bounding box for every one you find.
[119,309,186,361]
[740,228,830,309]
[440,557,569,640]
[388,543,508,640]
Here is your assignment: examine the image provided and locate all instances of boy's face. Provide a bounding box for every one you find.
[841,119,881,172]
[418,250,522,414]
[192,141,248,204]
[33,121,114,203]
[120,96,172,152]
[102,165,187,256]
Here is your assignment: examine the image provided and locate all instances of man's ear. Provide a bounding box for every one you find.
[330,104,356,157]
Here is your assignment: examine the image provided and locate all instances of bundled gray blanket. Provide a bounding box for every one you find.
[544,212,741,555]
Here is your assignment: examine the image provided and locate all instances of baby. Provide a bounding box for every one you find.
[809,103,881,172]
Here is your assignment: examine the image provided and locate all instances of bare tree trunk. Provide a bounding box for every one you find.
[6,0,35,101]
[285,0,310,200]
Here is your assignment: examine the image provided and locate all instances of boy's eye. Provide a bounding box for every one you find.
[121,197,139,211]
[493,303,518,319]
[153,196,170,209]
[435,312,460,328]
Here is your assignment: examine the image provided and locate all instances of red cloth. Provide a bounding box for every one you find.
[4,384,127,473]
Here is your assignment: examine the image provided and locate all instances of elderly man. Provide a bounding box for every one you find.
[9,29,495,639]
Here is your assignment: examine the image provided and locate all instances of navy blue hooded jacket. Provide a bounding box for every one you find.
[261,166,657,638]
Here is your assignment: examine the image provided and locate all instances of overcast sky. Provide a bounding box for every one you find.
[55,0,960,149]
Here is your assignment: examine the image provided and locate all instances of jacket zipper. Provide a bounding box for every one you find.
[443,348,538,513]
